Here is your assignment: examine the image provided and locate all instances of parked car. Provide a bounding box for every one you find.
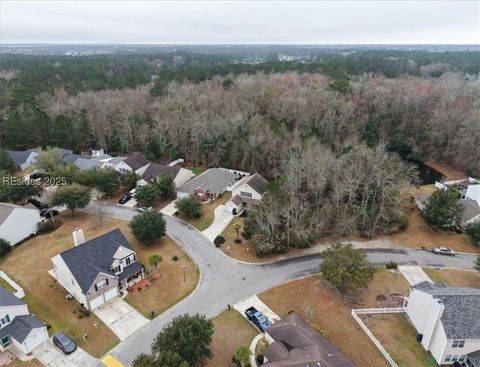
[245,306,272,332]
[137,207,152,212]
[28,198,48,210]
[40,209,59,218]
[29,171,45,180]
[119,194,132,204]
[52,332,77,354]
[433,247,456,256]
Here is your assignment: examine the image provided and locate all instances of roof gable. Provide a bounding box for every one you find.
[141,163,180,182]
[123,153,149,171]
[5,149,38,165]
[245,173,268,195]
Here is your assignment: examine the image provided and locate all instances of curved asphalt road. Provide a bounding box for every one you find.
[84,203,477,366]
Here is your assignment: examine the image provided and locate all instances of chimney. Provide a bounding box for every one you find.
[72,228,85,246]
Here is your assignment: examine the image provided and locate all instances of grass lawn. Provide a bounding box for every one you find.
[258,269,410,367]
[362,314,437,367]
[423,268,480,288]
[177,192,232,231]
[183,165,205,176]
[206,310,258,367]
[9,359,44,367]
[0,211,198,357]
[124,234,199,318]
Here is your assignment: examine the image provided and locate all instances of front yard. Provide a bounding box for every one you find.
[0,211,199,357]
[177,192,232,231]
[258,269,413,367]
[206,310,258,367]
[423,268,480,288]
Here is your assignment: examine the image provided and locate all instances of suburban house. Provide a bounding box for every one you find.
[0,285,48,355]
[405,281,480,366]
[51,228,144,310]
[136,163,193,188]
[5,149,39,171]
[103,153,149,174]
[466,183,480,206]
[74,153,113,171]
[0,203,42,246]
[176,168,240,201]
[262,312,356,367]
[226,173,268,213]
[461,199,480,226]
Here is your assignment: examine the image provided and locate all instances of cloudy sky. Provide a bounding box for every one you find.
[1,1,479,44]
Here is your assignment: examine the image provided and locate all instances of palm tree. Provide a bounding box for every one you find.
[234,223,242,243]
[148,253,162,274]
[234,345,251,367]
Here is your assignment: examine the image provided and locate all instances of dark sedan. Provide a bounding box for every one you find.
[40,209,59,218]
[118,194,132,204]
[52,332,77,354]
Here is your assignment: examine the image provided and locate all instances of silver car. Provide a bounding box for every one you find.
[433,247,456,256]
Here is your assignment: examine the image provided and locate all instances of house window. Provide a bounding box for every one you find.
[0,315,10,326]
[452,340,465,348]
[452,355,460,362]
[133,254,136,261]
[240,191,252,198]
[0,336,10,347]
[445,355,452,362]
[126,257,131,265]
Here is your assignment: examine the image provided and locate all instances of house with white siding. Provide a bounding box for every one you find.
[0,286,48,354]
[136,163,193,188]
[0,203,42,246]
[51,228,144,311]
[226,173,268,213]
[405,281,480,366]
[5,149,39,171]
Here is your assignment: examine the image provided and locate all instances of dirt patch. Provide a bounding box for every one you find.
[423,268,480,288]
[8,358,43,367]
[425,161,468,181]
[206,310,258,367]
[258,269,410,367]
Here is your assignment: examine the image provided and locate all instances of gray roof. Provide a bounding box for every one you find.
[0,315,45,343]
[74,154,112,171]
[469,350,480,367]
[141,163,180,182]
[245,173,268,195]
[461,199,480,224]
[0,202,38,225]
[413,281,480,339]
[264,313,356,367]
[5,149,38,165]
[177,168,238,195]
[62,152,84,164]
[0,285,25,307]
[59,229,141,293]
[123,153,149,171]
[107,156,126,166]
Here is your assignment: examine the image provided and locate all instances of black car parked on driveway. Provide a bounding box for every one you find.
[52,332,77,354]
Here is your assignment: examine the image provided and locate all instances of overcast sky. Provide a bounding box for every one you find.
[1,1,479,44]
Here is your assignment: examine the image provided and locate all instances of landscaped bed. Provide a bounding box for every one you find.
[258,269,411,367]
[206,310,258,367]
[176,192,232,231]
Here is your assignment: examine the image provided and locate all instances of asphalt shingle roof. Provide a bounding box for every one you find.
[0,315,44,343]
[59,229,139,293]
[123,153,149,171]
[413,281,480,339]
[141,163,180,182]
[0,285,25,307]
[5,149,38,165]
[177,168,238,196]
[245,173,268,195]
[469,350,480,367]
[461,199,480,223]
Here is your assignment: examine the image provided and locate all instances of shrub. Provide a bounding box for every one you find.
[465,222,480,246]
[175,196,202,218]
[37,220,55,234]
[172,255,178,261]
[129,211,167,245]
[256,355,264,365]
[386,261,398,269]
[0,238,11,257]
[79,308,90,317]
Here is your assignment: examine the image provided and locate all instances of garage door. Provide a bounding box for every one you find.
[89,295,104,310]
[104,288,118,302]
[24,328,47,352]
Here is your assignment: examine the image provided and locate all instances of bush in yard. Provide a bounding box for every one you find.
[233,345,251,367]
[153,173,176,199]
[90,167,121,197]
[52,183,91,213]
[241,215,257,240]
[320,243,376,293]
[135,184,160,207]
[0,149,16,173]
[0,238,11,257]
[129,211,166,245]
[175,195,202,218]
[121,171,139,191]
[171,255,178,261]
[465,222,480,246]
[422,188,464,230]
[37,220,55,234]
[386,261,398,269]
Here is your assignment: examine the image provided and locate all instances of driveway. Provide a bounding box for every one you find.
[160,201,178,216]
[202,205,234,242]
[93,298,149,340]
[398,265,433,285]
[33,340,97,367]
[234,294,281,324]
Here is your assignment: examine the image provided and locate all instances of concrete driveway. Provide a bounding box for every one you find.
[33,339,98,367]
[234,294,281,325]
[93,298,149,340]
[160,201,178,216]
[202,205,234,242]
[398,265,433,285]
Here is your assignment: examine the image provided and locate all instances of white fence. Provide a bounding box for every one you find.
[0,270,25,299]
[351,307,406,367]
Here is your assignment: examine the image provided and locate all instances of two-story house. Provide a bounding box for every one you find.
[226,173,268,213]
[51,228,144,311]
[405,281,480,366]
[0,285,48,355]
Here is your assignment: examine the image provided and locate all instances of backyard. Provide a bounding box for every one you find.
[258,269,415,367]
[206,310,258,367]
[176,192,232,231]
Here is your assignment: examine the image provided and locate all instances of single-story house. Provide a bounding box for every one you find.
[461,199,480,227]
[137,163,193,188]
[0,285,48,354]
[5,149,39,171]
[405,281,480,366]
[263,312,356,367]
[51,228,144,310]
[226,173,268,213]
[74,154,113,172]
[0,203,42,246]
[176,168,240,201]
[102,153,149,175]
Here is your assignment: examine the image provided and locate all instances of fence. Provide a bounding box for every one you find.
[0,270,25,299]
[351,307,406,367]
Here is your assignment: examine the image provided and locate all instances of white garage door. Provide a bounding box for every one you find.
[89,295,104,310]
[104,288,118,302]
[24,328,47,353]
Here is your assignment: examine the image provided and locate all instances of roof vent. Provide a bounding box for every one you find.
[72,228,85,246]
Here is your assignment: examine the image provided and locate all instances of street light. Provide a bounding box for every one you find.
[182,264,186,283]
